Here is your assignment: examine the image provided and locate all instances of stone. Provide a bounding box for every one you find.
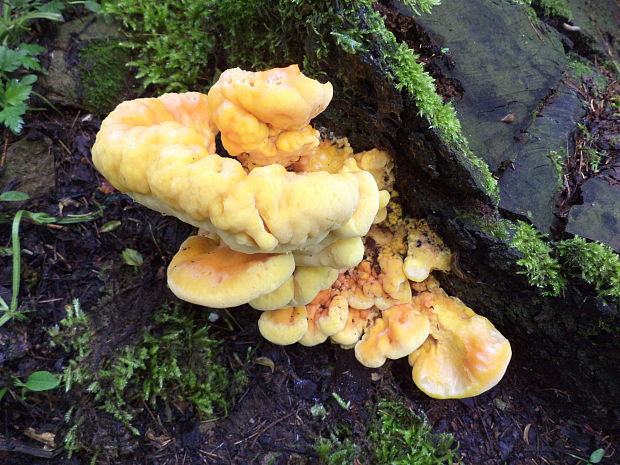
[565,0,620,60]
[0,136,55,200]
[413,0,568,172]
[566,177,620,251]
[499,82,586,232]
[39,14,134,114]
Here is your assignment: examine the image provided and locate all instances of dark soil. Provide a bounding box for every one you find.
[0,7,618,465]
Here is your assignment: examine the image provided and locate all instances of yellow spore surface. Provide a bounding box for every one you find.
[408,288,512,399]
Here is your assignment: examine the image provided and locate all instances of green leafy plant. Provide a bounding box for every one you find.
[121,247,143,267]
[0,1,64,44]
[0,192,102,327]
[0,370,60,402]
[0,1,67,132]
[0,44,42,133]
[568,448,606,465]
[13,370,61,393]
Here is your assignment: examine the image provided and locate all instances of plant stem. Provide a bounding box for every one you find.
[10,209,24,313]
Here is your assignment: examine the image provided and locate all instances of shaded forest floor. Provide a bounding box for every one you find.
[0,5,619,465]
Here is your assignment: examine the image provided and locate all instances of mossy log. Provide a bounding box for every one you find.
[300,1,620,427]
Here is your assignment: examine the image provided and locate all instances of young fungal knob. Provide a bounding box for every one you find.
[354,303,430,368]
[403,221,452,282]
[258,306,308,345]
[299,294,349,346]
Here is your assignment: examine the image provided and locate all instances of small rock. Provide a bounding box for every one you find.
[566,177,620,251]
[0,136,55,200]
[294,379,318,400]
[501,113,515,123]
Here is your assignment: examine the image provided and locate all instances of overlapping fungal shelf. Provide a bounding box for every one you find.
[91,65,511,399]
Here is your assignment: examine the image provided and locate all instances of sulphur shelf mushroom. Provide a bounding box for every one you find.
[408,288,512,399]
[92,64,511,400]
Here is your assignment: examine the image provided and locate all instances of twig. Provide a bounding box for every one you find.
[250,412,295,448]
[0,439,62,458]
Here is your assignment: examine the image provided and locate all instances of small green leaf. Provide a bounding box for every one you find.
[0,387,7,401]
[122,248,143,267]
[100,220,121,232]
[590,448,605,464]
[22,371,61,392]
[19,44,46,56]
[84,1,102,13]
[4,79,32,106]
[0,103,28,134]
[0,46,25,73]
[0,191,29,202]
[19,74,37,86]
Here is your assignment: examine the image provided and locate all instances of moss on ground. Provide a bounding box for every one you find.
[315,398,460,465]
[50,300,247,459]
[78,39,132,115]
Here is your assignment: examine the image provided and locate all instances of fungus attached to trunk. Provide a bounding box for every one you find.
[91,64,511,400]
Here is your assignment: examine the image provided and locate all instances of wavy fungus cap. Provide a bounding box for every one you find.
[91,69,379,254]
[167,236,295,308]
[408,288,512,399]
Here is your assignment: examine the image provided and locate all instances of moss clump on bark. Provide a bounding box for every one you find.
[510,221,620,304]
[78,39,132,115]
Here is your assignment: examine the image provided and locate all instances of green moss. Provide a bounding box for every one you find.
[100,0,217,91]
[556,237,620,303]
[456,209,511,241]
[546,148,566,188]
[316,399,460,465]
[55,301,246,457]
[401,0,442,15]
[316,429,362,465]
[510,222,620,304]
[510,0,573,20]
[536,0,573,20]
[78,40,132,115]
[510,221,566,296]
[569,58,609,93]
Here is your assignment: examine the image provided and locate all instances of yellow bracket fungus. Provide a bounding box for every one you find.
[92,64,511,400]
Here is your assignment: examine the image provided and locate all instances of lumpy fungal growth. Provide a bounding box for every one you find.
[92,65,511,399]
